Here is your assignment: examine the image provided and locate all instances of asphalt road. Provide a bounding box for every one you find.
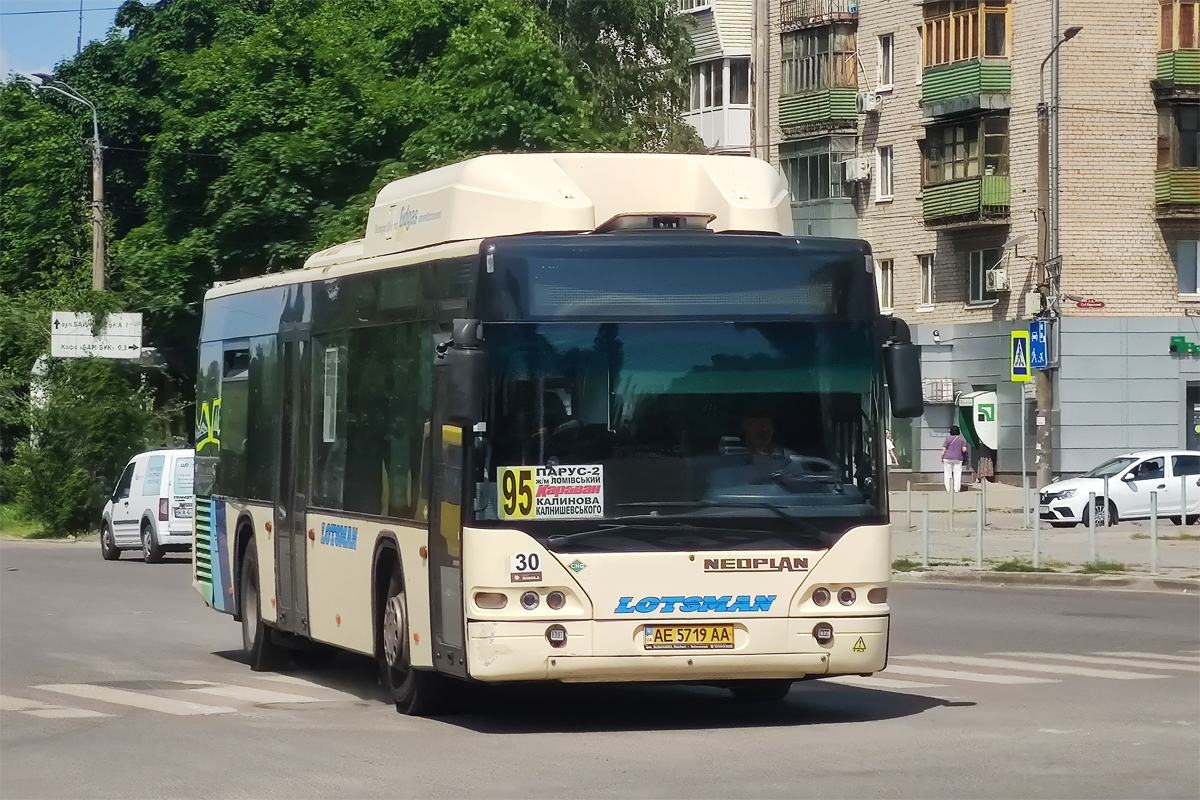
[1,539,1197,799]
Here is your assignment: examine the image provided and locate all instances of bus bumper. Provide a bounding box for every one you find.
[465,615,888,683]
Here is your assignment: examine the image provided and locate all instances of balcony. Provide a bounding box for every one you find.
[683,106,751,153]
[1155,169,1200,216]
[922,175,1010,228]
[1153,51,1200,100]
[780,0,856,32]
[922,60,1011,119]
[778,88,857,133]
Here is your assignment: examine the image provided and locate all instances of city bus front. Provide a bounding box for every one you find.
[454,229,921,692]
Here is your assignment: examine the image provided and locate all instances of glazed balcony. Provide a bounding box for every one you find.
[1155,168,1200,216]
[1154,50,1200,99]
[922,175,1010,228]
[922,60,1011,119]
[778,88,858,133]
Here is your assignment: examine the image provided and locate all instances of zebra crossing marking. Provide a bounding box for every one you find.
[993,652,1200,673]
[882,664,1058,685]
[36,683,237,716]
[250,673,365,702]
[893,655,1166,680]
[179,681,327,705]
[1,694,112,719]
[1095,652,1200,664]
[824,675,947,690]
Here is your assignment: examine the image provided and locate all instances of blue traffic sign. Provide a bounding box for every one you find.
[1029,319,1048,369]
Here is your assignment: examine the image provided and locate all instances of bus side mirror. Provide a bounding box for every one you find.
[438,319,488,423]
[883,341,923,419]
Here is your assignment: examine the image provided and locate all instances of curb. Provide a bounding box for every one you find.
[892,569,1198,593]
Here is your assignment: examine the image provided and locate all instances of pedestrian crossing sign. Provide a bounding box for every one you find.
[1010,330,1031,383]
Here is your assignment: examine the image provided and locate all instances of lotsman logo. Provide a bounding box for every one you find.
[614,595,776,614]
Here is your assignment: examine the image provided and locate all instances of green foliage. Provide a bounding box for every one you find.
[9,358,182,536]
[892,557,922,572]
[1,0,697,533]
[1078,560,1128,574]
[992,558,1054,573]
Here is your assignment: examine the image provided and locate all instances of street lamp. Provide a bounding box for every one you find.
[28,72,106,291]
[1033,25,1082,490]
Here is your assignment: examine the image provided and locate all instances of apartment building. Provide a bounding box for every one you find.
[681,0,754,152]
[684,0,1200,477]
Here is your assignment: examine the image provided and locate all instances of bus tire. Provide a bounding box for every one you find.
[729,680,793,702]
[380,565,445,716]
[100,523,120,561]
[141,521,164,563]
[240,544,283,672]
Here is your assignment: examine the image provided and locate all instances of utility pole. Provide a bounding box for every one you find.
[751,0,770,162]
[1035,22,1081,489]
[31,74,105,290]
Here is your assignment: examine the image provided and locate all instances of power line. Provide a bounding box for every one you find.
[1,6,122,15]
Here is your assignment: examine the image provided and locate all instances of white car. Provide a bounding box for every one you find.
[1039,450,1200,528]
[100,449,194,562]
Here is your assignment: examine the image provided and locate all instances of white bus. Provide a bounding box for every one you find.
[193,153,922,714]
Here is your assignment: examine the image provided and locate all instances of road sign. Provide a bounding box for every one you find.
[51,312,142,360]
[1010,330,1031,383]
[1029,319,1048,369]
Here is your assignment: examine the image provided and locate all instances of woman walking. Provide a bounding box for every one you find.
[942,425,968,493]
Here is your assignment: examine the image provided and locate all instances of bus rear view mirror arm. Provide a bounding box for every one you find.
[882,319,922,419]
[438,319,488,423]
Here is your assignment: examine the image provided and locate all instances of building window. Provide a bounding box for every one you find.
[780,136,856,202]
[781,24,857,95]
[878,34,895,89]
[875,146,894,200]
[923,0,1010,68]
[729,59,750,104]
[924,116,1008,185]
[920,254,935,306]
[1161,1,1200,50]
[688,60,724,110]
[916,26,924,84]
[1178,240,1200,294]
[876,259,894,312]
[967,248,1002,305]
[678,0,711,10]
[1159,106,1200,168]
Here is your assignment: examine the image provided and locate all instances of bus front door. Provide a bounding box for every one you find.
[275,333,311,637]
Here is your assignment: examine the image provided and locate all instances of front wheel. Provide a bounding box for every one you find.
[380,566,447,715]
[141,522,164,563]
[100,523,120,561]
[240,544,283,671]
[730,679,793,702]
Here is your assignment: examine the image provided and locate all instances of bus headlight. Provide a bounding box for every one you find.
[811,587,831,606]
[520,591,540,610]
[867,587,888,604]
[838,587,856,606]
[546,590,566,610]
[475,592,507,610]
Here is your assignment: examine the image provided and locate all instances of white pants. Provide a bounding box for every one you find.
[943,460,963,493]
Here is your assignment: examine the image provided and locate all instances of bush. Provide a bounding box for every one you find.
[10,358,179,536]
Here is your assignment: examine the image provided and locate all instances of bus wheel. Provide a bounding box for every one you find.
[729,680,793,702]
[380,566,445,716]
[100,524,120,561]
[240,544,282,672]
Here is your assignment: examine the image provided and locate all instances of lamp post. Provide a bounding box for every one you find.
[1033,25,1081,490]
[30,73,106,291]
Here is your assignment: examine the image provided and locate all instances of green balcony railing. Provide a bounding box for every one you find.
[922,60,1011,118]
[1155,168,1200,209]
[778,88,858,130]
[922,175,1010,226]
[1157,50,1200,87]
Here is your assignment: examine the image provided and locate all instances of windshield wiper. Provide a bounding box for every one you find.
[615,500,828,539]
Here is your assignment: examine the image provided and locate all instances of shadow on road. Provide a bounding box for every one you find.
[213,646,970,732]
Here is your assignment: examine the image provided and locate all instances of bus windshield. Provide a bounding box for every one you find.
[473,320,886,547]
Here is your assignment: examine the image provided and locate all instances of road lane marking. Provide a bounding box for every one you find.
[1095,652,1200,664]
[184,684,325,705]
[882,664,1058,684]
[36,684,236,716]
[250,673,364,702]
[894,655,1166,680]
[994,652,1200,672]
[823,675,947,690]
[1,694,112,718]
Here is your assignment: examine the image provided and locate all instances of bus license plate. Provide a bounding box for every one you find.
[643,624,734,651]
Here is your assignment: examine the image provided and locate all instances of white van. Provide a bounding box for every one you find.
[100,449,194,562]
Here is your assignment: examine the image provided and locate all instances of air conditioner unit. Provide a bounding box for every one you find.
[922,378,955,404]
[857,91,881,114]
[985,268,1009,292]
[843,156,872,182]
